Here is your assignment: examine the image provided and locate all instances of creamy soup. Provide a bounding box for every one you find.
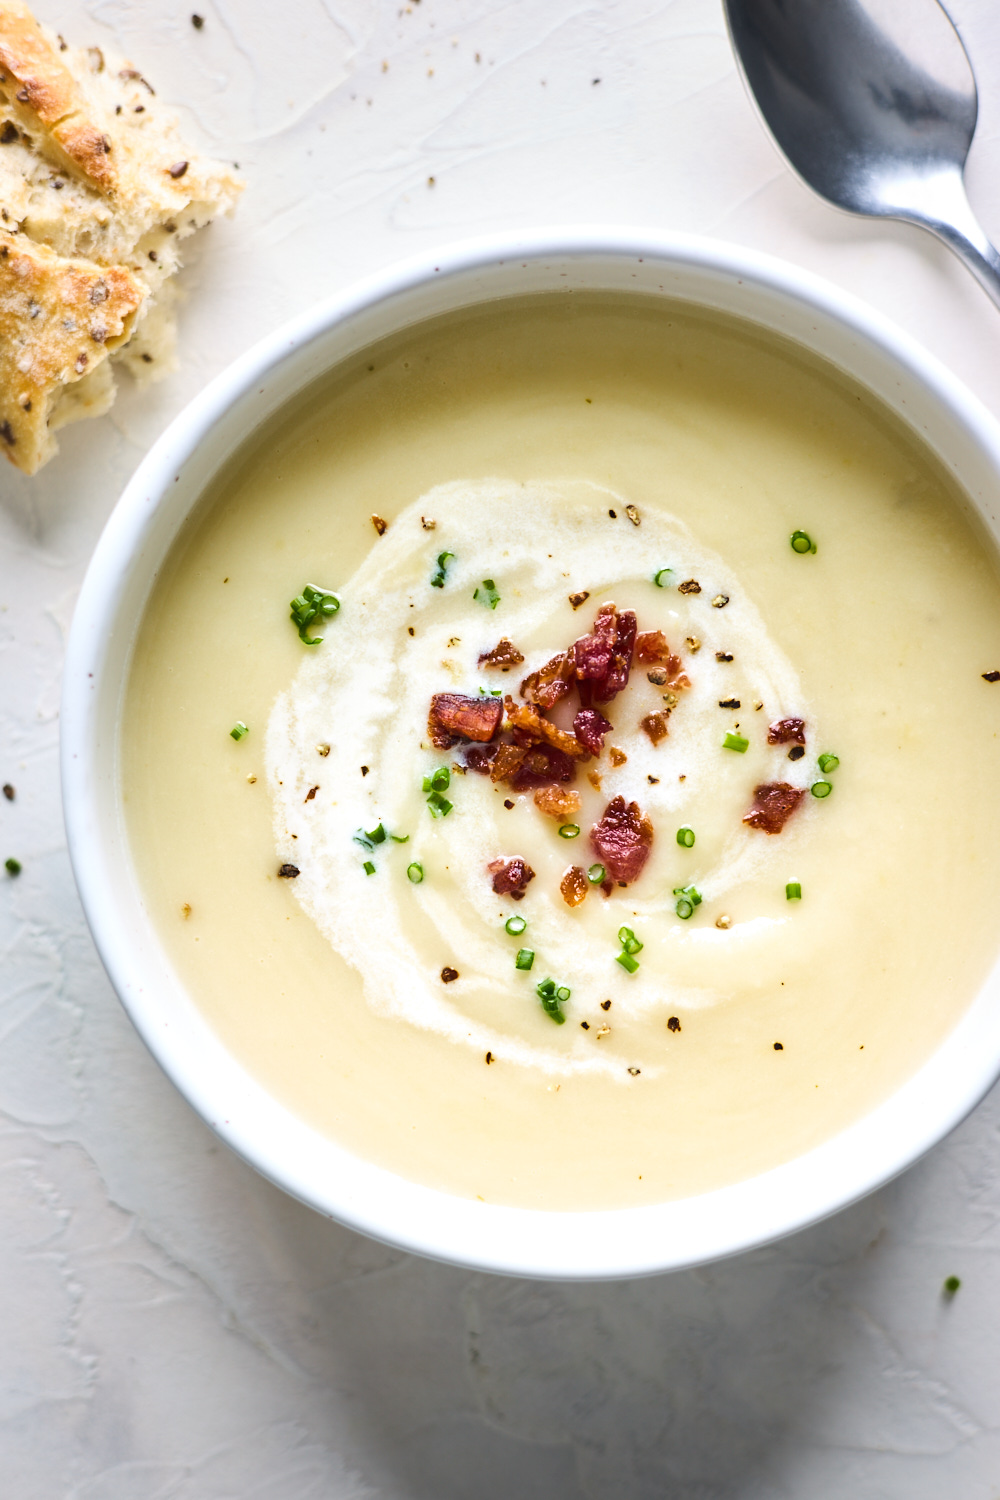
[122,294,1000,1210]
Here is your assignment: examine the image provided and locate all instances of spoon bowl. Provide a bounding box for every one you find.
[725,0,1000,306]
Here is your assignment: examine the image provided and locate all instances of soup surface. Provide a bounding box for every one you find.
[122,294,1000,1210]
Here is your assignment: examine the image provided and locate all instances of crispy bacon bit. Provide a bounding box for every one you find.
[634,630,690,689]
[743,782,805,835]
[479,637,525,669]
[568,590,590,610]
[640,712,670,745]
[587,770,602,791]
[635,630,671,663]
[678,580,701,595]
[278,863,300,878]
[573,706,612,755]
[428,693,503,749]
[767,717,806,746]
[608,747,627,767]
[504,697,588,759]
[589,796,653,884]
[574,603,636,704]
[510,745,577,790]
[534,785,582,820]
[560,865,588,907]
[489,742,527,784]
[371,514,388,535]
[464,743,498,774]
[441,967,459,983]
[520,651,574,708]
[488,857,535,900]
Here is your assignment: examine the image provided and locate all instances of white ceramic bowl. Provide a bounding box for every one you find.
[62,228,1000,1279]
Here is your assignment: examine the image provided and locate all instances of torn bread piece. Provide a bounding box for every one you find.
[0,0,242,472]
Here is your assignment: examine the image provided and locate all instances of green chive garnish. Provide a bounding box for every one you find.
[353,829,375,851]
[366,823,387,845]
[676,825,695,848]
[290,583,340,645]
[723,732,749,753]
[390,833,410,843]
[536,977,568,1022]
[786,882,802,900]
[230,721,249,741]
[5,857,21,876]
[505,915,527,935]
[515,948,535,971]
[430,551,454,588]
[944,1275,961,1295]
[422,766,451,792]
[811,780,833,799]
[558,823,581,839]
[618,926,643,955]
[616,950,640,973]
[363,860,376,876]
[653,567,673,587]
[474,578,501,610]
[818,752,840,774]
[426,790,453,818]
[407,862,424,883]
[673,884,702,920]
[790,530,816,555]
[587,863,606,884]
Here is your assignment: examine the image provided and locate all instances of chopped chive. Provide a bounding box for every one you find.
[430,551,454,588]
[944,1275,961,1295]
[406,861,424,883]
[515,948,535,971]
[536,976,567,1022]
[790,530,817,555]
[558,823,581,839]
[290,582,340,645]
[505,914,527,935]
[5,857,21,876]
[723,732,749,753]
[587,863,606,884]
[811,780,833,799]
[474,578,501,610]
[653,567,673,587]
[786,882,802,900]
[363,860,376,876]
[676,825,695,848]
[618,926,643,955]
[616,950,640,973]
[422,766,451,793]
[353,829,375,851]
[230,721,249,741]
[366,822,387,845]
[426,790,453,817]
[477,686,503,697]
[673,884,702,920]
[818,752,840,774]
[390,833,410,843]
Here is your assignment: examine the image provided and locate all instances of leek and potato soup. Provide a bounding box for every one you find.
[122,295,1000,1210]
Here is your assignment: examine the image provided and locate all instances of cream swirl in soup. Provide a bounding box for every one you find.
[267,479,818,1077]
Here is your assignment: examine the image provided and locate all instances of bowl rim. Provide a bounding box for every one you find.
[61,225,1000,1279]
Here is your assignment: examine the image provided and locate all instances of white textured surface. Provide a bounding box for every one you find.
[4,0,1000,1493]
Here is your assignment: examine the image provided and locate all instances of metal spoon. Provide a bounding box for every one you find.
[723,0,1000,308]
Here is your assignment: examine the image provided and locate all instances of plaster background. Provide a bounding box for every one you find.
[3,1,1000,1494]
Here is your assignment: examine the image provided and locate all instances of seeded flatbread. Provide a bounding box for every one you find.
[0,1,242,473]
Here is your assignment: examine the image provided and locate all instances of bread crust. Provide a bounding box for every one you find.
[0,227,142,472]
[0,2,242,473]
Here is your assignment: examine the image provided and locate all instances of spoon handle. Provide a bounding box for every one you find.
[906,175,1000,313]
